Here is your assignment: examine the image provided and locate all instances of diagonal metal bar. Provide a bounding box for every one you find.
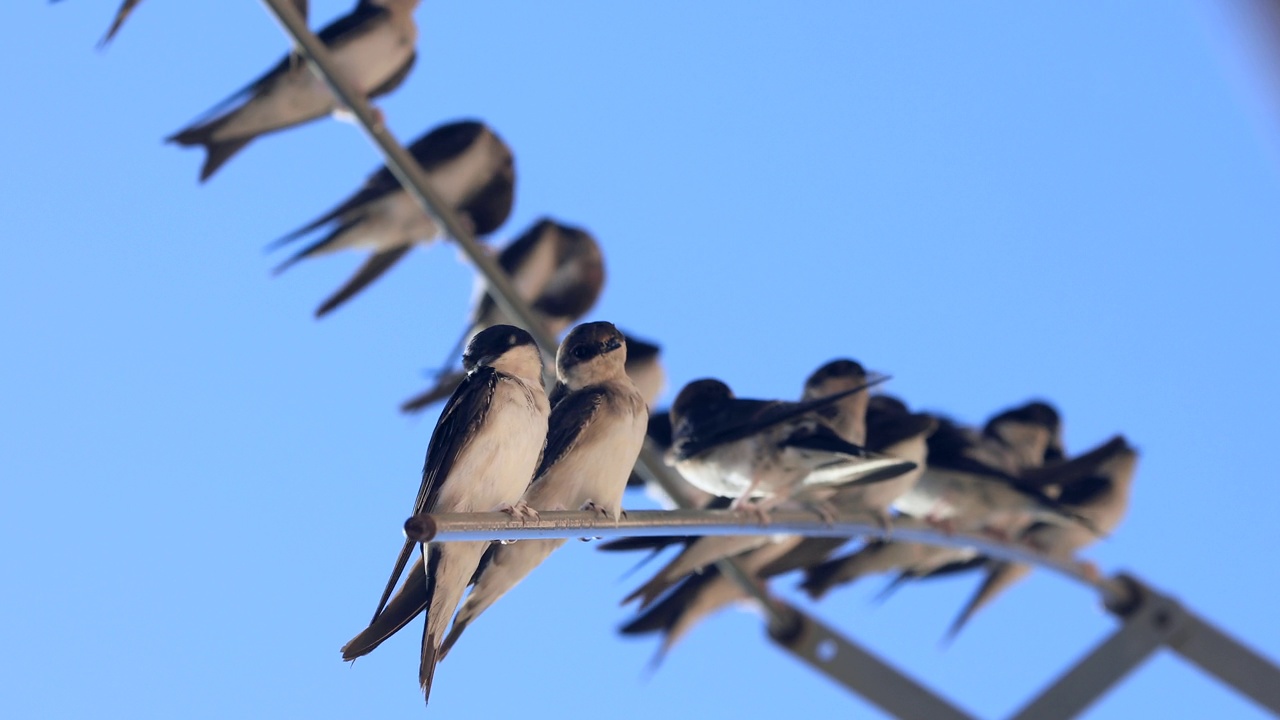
[1105,575,1280,717]
[1007,585,1170,720]
[772,611,978,720]
[254,0,918,703]
[1010,574,1280,720]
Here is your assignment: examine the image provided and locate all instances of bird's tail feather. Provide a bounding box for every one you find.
[944,561,1032,643]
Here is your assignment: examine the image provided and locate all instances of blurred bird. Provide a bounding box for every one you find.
[799,400,1068,599]
[167,0,421,181]
[665,376,914,515]
[273,120,516,317]
[891,403,1089,539]
[400,220,605,412]
[619,536,804,668]
[944,435,1137,639]
[339,325,549,705]
[438,322,648,658]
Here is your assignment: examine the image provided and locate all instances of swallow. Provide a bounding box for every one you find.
[799,400,1065,599]
[621,360,883,607]
[755,394,940,582]
[665,376,914,515]
[945,435,1137,639]
[271,119,515,317]
[963,401,1065,476]
[400,220,604,412]
[167,0,420,181]
[339,324,549,704]
[437,322,648,658]
[891,402,1089,540]
[619,535,806,668]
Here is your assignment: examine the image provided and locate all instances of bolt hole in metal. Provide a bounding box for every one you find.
[816,639,839,663]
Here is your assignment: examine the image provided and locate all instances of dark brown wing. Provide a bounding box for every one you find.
[369,367,499,623]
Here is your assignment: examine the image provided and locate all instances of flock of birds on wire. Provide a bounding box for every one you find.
[60,0,1141,708]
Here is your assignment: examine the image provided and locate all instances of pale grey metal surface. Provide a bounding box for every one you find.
[771,610,978,720]
[404,508,1121,601]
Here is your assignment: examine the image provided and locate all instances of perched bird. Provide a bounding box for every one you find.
[800,400,1068,599]
[168,0,421,181]
[439,322,648,657]
[757,394,939,582]
[273,120,516,317]
[944,435,1137,639]
[401,220,605,412]
[340,325,550,704]
[621,360,884,607]
[891,404,1088,539]
[665,376,914,514]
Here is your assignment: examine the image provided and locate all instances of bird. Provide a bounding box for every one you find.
[944,434,1137,639]
[339,324,550,704]
[400,219,605,412]
[619,535,807,669]
[890,402,1089,540]
[616,363,931,604]
[272,119,516,317]
[167,0,421,181]
[620,359,885,608]
[665,376,915,515]
[799,400,1068,599]
[755,394,939,582]
[437,321,648,658]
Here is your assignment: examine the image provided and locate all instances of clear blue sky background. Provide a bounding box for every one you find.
[3,2,1278,718]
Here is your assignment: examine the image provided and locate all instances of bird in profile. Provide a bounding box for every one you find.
[944,435,1137,639]
[619,359,886,609]
[272,119,516,317]
[891,403,1090,539]
[400,219,604,412]
[438,322,648,658]
[339,325,549,705]
[664,375,914,516]
[167,0,421,181]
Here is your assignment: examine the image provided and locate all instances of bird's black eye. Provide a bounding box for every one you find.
[507,334,518,346]
[572,345,594,360]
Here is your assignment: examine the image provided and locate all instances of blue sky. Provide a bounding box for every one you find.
[4,1,1279,718]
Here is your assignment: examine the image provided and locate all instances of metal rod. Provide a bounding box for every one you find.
[1008,607,1166,719]
[403,509,1128,603]
[1102,575,1280,717]
[772,612,978,720]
